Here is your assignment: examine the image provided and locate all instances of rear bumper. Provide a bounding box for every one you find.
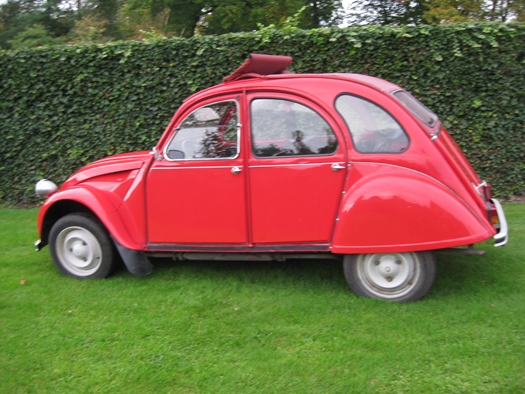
[492,199,508,247]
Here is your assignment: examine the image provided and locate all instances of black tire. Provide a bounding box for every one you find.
[48,213,117,279]
[343,252,436,302]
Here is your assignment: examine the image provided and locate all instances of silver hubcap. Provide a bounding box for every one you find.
[357,253,420,299]
[55,226,103,276]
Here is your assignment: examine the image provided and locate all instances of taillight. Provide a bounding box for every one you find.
[483,182,492,200]
[488,202,500,230]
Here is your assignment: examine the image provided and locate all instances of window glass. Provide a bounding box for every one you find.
[335,95,409,153]
[393,90,438,127]
[166,101,239,160]
[251,99,337,157]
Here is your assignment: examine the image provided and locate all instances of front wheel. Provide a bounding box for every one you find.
[49,213,117,279]
[343,252,436,302]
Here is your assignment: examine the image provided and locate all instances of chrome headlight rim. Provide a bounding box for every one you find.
[35,179,58,199]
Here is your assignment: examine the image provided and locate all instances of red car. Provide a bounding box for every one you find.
[35,54,508,301]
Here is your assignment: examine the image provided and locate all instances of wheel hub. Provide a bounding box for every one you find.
[363,253,415,291]
[71,241,88,260]
[376,256,400,279]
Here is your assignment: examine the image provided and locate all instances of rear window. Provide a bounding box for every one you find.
[393,90,438,127]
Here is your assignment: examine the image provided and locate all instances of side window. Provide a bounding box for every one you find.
[251,99,337,157]
[166,101,239,160]
[335,95,409,153]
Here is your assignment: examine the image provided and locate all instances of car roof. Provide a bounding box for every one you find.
[182,54,403,107]
[221,53,401,92]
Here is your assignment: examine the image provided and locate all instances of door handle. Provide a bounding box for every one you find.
[231,166,242,175]
[331,163,346,171]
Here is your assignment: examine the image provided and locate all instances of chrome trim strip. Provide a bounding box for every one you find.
[249,162,339,169]
[165,152,241,162]
[151,165,239,170]
[492,198,508,247]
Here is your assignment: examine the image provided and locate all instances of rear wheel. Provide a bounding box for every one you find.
[49,213,117,279]
[343,252,436,302]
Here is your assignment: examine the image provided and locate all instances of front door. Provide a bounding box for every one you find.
[247,94,347,244]
[146,98,248,246]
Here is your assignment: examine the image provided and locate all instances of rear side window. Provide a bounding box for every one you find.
[393,90,438,127]
[335,95,409,154]
[250,99,338,157]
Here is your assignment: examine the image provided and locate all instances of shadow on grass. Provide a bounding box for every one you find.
[145,256,349,292]
[111,249,506,301]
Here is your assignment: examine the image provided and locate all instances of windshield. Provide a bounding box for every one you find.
[393,90,438,128]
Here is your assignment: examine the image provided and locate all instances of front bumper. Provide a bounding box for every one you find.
[35,239,44,251]
[492,198,508,247]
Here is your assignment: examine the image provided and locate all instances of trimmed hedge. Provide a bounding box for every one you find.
[1,23,524,204]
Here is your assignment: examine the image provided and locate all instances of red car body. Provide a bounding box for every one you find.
[35,54,507,301]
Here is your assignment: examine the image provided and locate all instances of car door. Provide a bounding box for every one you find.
[146,97,248,246]
[247,93,348,245]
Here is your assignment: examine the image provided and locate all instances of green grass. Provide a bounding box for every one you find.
[1,205,524,393]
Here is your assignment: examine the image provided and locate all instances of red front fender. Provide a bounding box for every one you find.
[331,165,494,254]
[37,186,143,251]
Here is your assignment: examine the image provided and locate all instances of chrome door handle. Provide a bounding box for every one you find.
[331,163,345,171]
[231,166,242,175]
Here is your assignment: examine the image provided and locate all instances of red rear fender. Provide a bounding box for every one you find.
[331,164,495,253]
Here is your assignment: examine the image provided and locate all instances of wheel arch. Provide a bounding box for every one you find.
[39,200,97,247]
[38,188,142,251]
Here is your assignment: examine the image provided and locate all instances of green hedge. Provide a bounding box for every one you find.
[1,23,524,204]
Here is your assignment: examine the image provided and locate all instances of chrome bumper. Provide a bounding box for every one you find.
[35,239,43,251]
[492,199,508,247]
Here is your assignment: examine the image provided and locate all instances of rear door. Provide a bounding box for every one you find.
[247,93,347,245]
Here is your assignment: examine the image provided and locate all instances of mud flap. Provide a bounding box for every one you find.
[112,238,153,276]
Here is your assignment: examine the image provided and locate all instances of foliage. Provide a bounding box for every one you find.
[0,0,344,48]
[1,205,525,391]
[7,23,65,49]
[347,0,429,25]
[67,15,108,44]
[0,22,524,204]
[0,0,75,49]
[346,0,525,25]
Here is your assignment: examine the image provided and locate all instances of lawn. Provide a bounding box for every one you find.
[1,204,524,393]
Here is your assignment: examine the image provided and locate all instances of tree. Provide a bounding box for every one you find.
[423,0,484,23]
[0,0,75,49]
[346,0,525,25]
[7,23,64,48]
[346,0,428,25]
[68,14,107,43]
[484,0,525,21]
[298,0,344,27]
[198,0,344,35]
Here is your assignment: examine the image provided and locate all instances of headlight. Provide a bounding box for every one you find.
[35,179,58,199]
